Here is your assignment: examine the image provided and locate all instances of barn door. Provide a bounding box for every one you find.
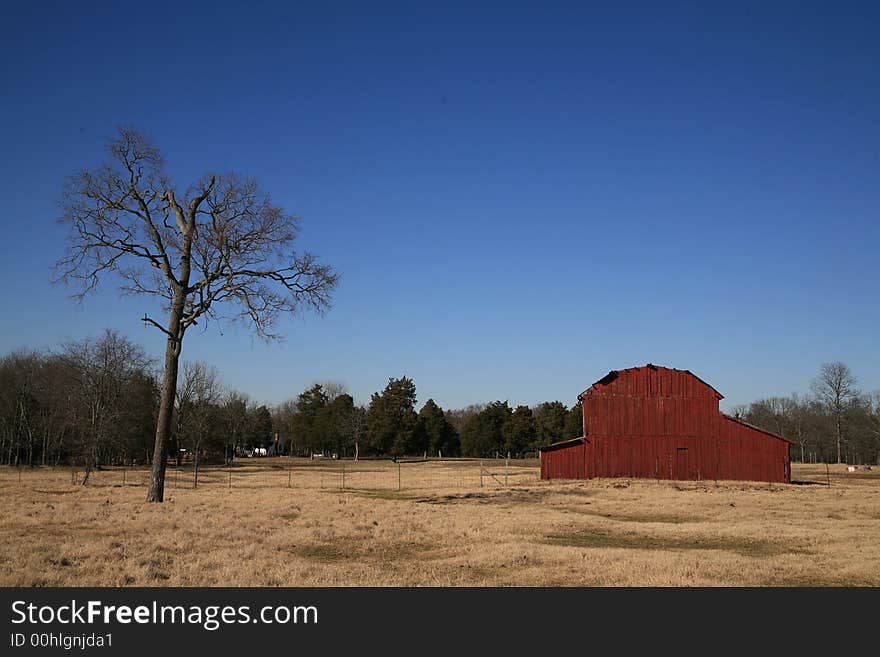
[675,447,689,480]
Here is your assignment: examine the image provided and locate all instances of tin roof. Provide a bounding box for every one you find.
[538,436,586,452]
[578,363,724,400]
[722,414,795,444]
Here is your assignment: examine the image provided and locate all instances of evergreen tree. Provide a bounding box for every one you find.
[366,377,418,456]
[246,405,273,449]
[502,405,536,456]
[318,393,356,456]
[460,401,511,457]
[416,399,460,457]
[292,384,328,454]
[564,400,583,438]
[534,401,568,445]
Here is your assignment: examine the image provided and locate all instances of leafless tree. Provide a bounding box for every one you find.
[58,330,152,485]
[272,397,298,456]
[867,391,880,463]
[55,127,338,502]
[811,362,859,463]
[318,381,348,402]
[0,351,42,467]
[177,361,224,488]
[348,404,367,461]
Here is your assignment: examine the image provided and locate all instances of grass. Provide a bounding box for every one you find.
[1,460,878,586]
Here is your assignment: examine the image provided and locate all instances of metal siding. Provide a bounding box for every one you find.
[541,366,791,483]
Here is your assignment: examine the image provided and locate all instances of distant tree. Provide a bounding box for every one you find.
[315,393,357,456]
[502,405,536,457]
[445,403,486,435]
[349,404,368,460]
[729,404,749,420]
[176,361,224,487]
[221,392,250,464]
[415,399,460,457]
[55,127,337,502]
[533,401,568,446]
[366,377,418,456]
[291,384,328,454]
[272,397,298,456]
[460,401,511,457]
[58,330,152,485]
[0,350,44,467]
[118,371,159,465]
[246,405,274,450]
[318,381,348,402]
[866,392,880,463]
[812,362,859,463]
[564,401,583,439]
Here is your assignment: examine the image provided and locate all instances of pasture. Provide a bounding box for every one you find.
[1,459,878,586]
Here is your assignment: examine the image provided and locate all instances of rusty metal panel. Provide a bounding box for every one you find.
[541,365,791,483]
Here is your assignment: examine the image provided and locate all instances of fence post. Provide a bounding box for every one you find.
[228,465,232,489]
[480,460,483,487]
[505,457,509,487]
[397,461,401,491]
[287,462,292,489]
[342,460,346,490]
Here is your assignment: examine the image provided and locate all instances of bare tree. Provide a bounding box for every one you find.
[811,362,859,463]
[867,391,880,464]
[319,381,348,402]
[55,128,338,502]
[272,397,298,456]
[348,404,367,461]
[0,351,42,467]
[58,330,152,485]
[177,362,223,488]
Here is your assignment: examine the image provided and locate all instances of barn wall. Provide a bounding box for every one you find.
[541,442,587,480]
[541,366,791,483]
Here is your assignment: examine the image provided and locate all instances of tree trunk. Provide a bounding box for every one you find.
[836,414,842,464]
[147,297,185,503]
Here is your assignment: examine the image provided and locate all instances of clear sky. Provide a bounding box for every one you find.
[1,1,877,411]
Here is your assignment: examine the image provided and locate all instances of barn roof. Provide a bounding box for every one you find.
[577,363,724,400]
[538,436,586,452]
[722,414,795,444]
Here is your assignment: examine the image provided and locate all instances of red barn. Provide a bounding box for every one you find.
[540,364,792,483]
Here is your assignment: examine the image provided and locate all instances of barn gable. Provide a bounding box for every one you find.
[578,364,723,401]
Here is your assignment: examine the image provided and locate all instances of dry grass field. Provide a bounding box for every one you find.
[1,459,878,587]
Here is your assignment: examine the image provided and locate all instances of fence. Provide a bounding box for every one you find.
[0,457,542,493]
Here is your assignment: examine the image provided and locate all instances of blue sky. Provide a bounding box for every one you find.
[1,1,877,410]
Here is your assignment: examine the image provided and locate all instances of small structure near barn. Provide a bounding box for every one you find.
[540,364,793,483]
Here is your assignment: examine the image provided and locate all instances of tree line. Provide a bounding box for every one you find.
[0,332,584,472]
[0,330,275,480]
[2,332,878,473]
[275,377,583,459]
[732,362,880,465]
